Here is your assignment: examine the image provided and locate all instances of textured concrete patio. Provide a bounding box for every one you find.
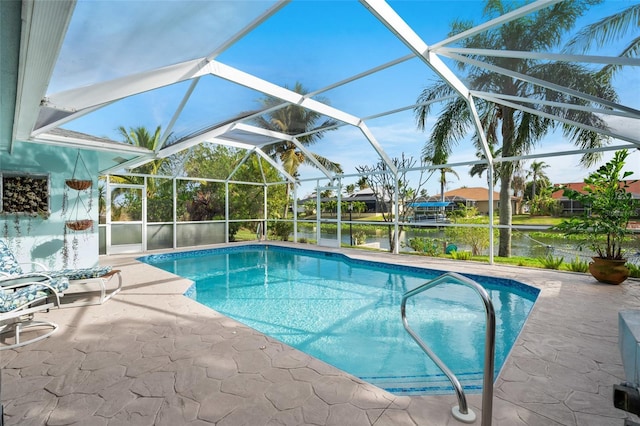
[2,242,640,425]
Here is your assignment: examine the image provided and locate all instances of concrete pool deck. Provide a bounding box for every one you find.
[2,241,640,425]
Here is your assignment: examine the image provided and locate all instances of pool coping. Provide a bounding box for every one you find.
[2,240,640,425]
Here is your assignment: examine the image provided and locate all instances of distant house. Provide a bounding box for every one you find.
[343,188,389,213]
[552,180,640,215]
[425,187,516,215]
[298,188,389,214]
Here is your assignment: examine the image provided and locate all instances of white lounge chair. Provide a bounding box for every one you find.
[0,274,68,350]
[0,240,122,307]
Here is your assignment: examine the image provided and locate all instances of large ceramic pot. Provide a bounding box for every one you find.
[589,257,630,285]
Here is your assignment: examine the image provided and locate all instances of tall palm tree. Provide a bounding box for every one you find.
[415,0,617,257]
[117,126,166,174]
[564,4,640,78]
[254,82,342,217]
[527,160,550,200]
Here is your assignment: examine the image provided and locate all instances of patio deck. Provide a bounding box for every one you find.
[2,242,640,425]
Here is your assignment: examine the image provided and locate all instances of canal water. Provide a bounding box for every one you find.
[296,226,640,262]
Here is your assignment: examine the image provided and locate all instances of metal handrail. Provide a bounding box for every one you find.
[401,272,496,426]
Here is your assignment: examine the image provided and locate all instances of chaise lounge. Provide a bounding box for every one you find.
[0,274,68,350]
[0,240,122,307]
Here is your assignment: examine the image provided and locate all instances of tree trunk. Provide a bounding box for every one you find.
[283,183,291,219]
[498,106,515,257]
[498,172,512,257]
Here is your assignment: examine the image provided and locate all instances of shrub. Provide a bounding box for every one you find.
[538,254,564,269]
[445,220,495,256]
[408,237,441,256]
[269,221,293,241]
[353,231,367,245]
[628,263,640,279]
[450,251,472,260]
[567,256,589,273]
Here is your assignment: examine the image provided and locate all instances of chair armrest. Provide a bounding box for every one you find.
[19,261,48,272]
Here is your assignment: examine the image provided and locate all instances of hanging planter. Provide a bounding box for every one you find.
[65,219,93,231]
[65,179,92,191]
[65,151,94,210]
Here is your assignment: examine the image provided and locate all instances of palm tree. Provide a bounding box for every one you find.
[527,160,550,201]
[254,82,342,217]
[117,126,168,194]
[564,4,640,78]
[344,184,356,197]
[469,144,502,188]
[511,173,526,214]
[415,0,616,257]
[356,176,369,191]
[118,125,164,165]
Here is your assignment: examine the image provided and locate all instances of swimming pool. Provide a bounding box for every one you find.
[139,245,538,395]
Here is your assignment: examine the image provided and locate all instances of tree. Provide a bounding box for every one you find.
[356,176,369,191]
[511,173,526,214]
[254,82,342,218]
[469,144,502,188]
[355,154,429,253]
[118,125,167,176]
[424,152,459,217]
[415,0,616,257]
[182,144,287,240]
[564,4,640,78]
[343,184,356,197]
[527,160,550,202]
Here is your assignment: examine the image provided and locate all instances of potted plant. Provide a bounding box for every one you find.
[554,150,638,284]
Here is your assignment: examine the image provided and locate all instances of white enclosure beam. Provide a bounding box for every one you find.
[226,148,257,182]
[444,52,640,117]
[360,0,470,98]
[477,92,640,146]
[205,1,289,61]
[472,91,639,119]
[232,123,335,179]
[158,123,236,157]
[429,0,562,50]
[357,122,397,174]
[437,47,640,67]
[158,78,200,152]
[30,133,152,155]
[43,58,209,113]
[253,148,297,184]
[205,61,361,126]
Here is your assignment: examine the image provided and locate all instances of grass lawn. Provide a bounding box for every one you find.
[511,215,562,226]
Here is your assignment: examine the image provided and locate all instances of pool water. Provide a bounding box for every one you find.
[139,245,538,395]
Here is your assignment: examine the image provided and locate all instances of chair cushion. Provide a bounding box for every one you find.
[0,280,67,313]
[46,266,113,280]
[0,240,23,276]
[1,275,69,293]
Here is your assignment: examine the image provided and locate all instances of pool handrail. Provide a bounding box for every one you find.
[401,271,496,426]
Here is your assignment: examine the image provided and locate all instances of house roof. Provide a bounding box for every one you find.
[433,187,501,202]
[552,180,640,199]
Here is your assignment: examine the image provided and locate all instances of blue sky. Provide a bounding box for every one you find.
[56,0,640,198]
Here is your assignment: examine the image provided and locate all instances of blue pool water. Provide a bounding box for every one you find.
[139,245,538,395]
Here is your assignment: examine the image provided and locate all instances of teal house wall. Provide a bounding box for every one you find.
[0,1,100,270]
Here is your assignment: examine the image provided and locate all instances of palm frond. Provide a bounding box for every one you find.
[306,153,343,174]
[421,96,471,161]
[564,4,640,53]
